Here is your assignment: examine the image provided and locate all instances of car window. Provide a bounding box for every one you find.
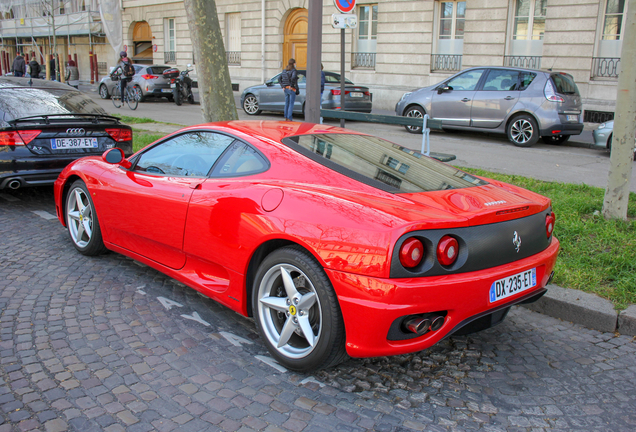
[0,88,106,121]
[211,141,268,177]
[148,66,170,74]
[134,132,235,177]
[482,69,520,91]
[297,73,306,84]
[133,65,143,74]
[445,69,485,91]
[324,73,354,84]
[518,72,536,91]
[550,73,579,95]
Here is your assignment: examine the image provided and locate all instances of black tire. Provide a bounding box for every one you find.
[403,106,425,134]
[133,85,145,102]
[174,85,182,106]
[242,94,262,115]
[507,114,539,147]
[187,89,195,104]
[252,246,348,372]
[541,135,570,145]
[99,84,110,99]
[65,180,107,256]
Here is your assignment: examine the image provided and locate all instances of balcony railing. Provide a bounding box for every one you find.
[164,51,176,64]
[226,51,241,66]
[430,54,462,73]
[504,55,542,69]
[591,57,620,79]
[351,52,376,69]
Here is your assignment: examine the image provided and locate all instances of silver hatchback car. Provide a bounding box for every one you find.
[395,66,583,147]
[98,64,173,102]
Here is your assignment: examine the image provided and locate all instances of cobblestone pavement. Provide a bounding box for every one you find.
[1,187,635,432]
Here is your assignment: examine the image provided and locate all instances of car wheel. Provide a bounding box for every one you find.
[133,85,145,102]
[507,115,539,147]
[99,84,109,99]
[541,135,570,145]
[243,94,262,115]
[607,134,612,150]
[253,246,347,372]
[403,106,424,134]
[65,180,107,256]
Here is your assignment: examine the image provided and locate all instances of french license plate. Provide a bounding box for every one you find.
[162,88,172,93]
[170,83,176,88]
[489,268,536,303]
[567,115,578,121]
[52,138,98,150]
[350,92,363,98]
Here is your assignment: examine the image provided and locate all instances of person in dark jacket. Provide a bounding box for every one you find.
[280,58,298,121]
[28,59,41,79]
[12,53,26,77]
[320,63,326,123]
[65,60,79,88]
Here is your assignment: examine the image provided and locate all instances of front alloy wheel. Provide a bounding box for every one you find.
[253,247,347,372]
[99,84,109,99]
[243,94,261,115]
[66,180,107,256]
[404,106,424,134]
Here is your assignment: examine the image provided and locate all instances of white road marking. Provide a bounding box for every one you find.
[300,377,325,387]
[220,332,253,347]
[157,296,184,310]
[181,311,211,327]
[32,210,57,220]
[255,355,287,373]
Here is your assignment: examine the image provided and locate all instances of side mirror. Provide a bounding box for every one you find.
[437,85,451,94]
[265,80,273,86]
[102,148,132,169]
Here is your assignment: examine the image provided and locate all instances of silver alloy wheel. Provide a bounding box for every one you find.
[510,118,534,144]
[99,84,109,99]
[257,264,322,359]
[67,187,94,248]
[243,95,260,115]
[405,107,424,132]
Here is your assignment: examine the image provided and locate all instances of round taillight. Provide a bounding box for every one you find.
[399,238,424,268]
[546,212,555,238]
[437,236,459,266]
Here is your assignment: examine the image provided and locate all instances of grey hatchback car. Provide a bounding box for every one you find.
[395,66,583,147]
[98,64,173,101]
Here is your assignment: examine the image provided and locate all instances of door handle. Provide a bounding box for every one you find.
[461,98,471,102]
[504,96,515,100]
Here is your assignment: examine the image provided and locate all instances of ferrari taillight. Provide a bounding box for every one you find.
[106,128,132,142]
[546,212,556,238]
[399,238,424,268]
[0,130,41,146]
[437,236,459,267]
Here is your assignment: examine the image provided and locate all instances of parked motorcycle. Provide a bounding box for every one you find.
[162,64,194,106]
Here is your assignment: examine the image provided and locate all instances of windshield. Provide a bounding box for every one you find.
[0,88,106,122]
[283,133,488,193]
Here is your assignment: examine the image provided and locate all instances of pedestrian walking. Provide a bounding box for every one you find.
[27,58,41,79]
[280,58,298,121]
[11,53,26,77]
[65,60,79,88]
[320,63,326,124]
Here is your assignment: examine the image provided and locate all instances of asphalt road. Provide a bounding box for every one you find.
[81,84,636,193]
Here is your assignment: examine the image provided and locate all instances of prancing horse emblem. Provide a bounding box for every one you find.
[512,231,521,253]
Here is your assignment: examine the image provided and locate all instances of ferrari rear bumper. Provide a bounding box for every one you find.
[327,238,559,358]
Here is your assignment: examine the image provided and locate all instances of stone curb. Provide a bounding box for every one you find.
[520,284,636,336]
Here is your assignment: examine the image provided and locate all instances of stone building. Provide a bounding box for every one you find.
[1,0,628,120]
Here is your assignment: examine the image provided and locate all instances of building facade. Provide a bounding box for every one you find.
[1,0,628,120]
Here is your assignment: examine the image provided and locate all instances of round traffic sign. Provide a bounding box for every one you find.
[334,0,356,14]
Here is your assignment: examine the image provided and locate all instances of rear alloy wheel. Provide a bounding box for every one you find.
[243,94,262,115]
[507,115,539,147]
[253,247,347,372]
[403,106,425,134]
[541,135,570,145]
[133,85,145,102]
[65,180,107,256]
[99,84,109,99]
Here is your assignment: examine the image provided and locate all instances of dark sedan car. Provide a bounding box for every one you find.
[0,77,132,190]
[241,70,372,116]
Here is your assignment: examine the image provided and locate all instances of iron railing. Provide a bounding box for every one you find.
[583,110,614,123]
[504,55,542,69]
[430,54,462,72]
[351,52,376,69]
[591,57,620,79]
[226,51,241,66]
[164,51,176,64]
[97,62,107,74]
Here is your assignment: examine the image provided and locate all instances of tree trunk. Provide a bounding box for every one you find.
[602,0,636,221]
[183,0,238,122]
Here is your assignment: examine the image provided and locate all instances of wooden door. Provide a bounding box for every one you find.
[283,9,308,69]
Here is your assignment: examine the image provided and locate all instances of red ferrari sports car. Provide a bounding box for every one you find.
[54,121,559,372]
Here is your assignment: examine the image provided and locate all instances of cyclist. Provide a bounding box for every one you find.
[111,51,135,104]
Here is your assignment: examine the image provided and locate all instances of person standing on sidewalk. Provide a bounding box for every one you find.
[11,53,26,77]
[280,58,298,121]
[65,60,79,88]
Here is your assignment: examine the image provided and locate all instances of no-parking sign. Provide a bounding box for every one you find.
[334,0,356,14]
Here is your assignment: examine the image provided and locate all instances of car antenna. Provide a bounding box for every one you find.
[546,56,559,72]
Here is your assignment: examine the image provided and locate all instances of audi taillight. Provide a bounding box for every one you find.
[437,236,459,266]
[106,128,132,142]
[399,238,424,268]
[141,74,159,80]
[0,130,41,146]
[331,89,341,96]
[546,212,555,238]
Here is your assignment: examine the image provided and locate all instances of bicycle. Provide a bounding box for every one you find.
[111,76,139,110]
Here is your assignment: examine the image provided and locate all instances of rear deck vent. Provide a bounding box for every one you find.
[496,206,529,216]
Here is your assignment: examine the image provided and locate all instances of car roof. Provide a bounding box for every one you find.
[0,76,77,91]
[462,66,562,75]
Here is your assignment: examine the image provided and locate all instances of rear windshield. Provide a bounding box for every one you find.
[0,88,107,121]
[148,66,170,74]
[550,73,579,95]
[283,134,488,193]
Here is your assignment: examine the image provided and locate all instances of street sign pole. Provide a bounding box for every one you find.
[340,28,345,128]
[333,0,356,128]
[305,0,323,124]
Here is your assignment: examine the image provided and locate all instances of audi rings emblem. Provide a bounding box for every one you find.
[66,128,85,136]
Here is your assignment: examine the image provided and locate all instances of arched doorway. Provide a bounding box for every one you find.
[132,21,153,64]
[283,9,307,69]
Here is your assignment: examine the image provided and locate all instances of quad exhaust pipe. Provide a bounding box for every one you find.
[404,313,446,336]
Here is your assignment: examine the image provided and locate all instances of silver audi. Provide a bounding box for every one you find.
[395,66,583,147]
